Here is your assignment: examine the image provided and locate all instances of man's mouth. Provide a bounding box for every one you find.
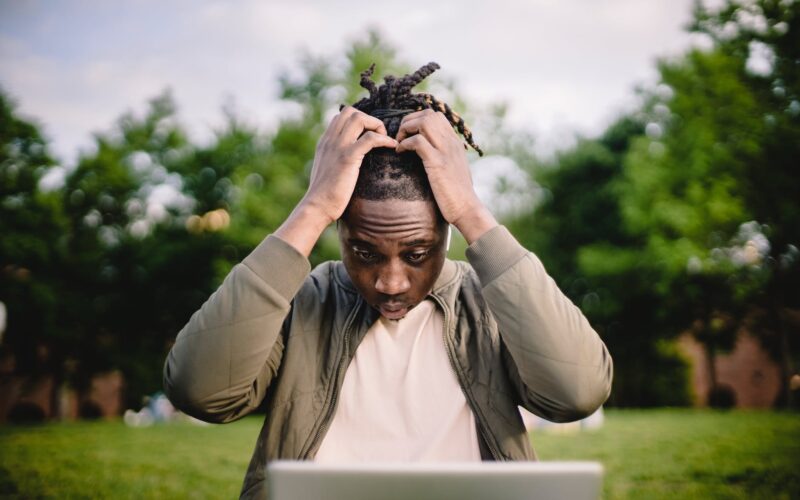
[378,302,409,320]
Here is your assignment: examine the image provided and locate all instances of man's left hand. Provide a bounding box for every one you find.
[395,109,497,244]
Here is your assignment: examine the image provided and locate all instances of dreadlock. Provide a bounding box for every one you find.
[343,62,483,204]
[345,62,483,155]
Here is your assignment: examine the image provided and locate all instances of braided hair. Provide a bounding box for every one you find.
[346,62,483,155]
[344,62,482,204]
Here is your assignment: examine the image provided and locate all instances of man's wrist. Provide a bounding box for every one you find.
[453,201,498,245]
[273,201,332,257]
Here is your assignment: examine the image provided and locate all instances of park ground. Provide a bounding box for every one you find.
[1,409,798,499]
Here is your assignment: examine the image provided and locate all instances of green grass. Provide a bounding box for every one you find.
[531,409,800,499]
[1,409,798,499]
[0,417,261,499]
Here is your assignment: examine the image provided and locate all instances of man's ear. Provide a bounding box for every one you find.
[445,225,452,252]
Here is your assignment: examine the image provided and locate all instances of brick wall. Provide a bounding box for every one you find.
[677,330,782,408]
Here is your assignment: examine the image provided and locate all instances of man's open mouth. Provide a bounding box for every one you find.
[378,302,409,320]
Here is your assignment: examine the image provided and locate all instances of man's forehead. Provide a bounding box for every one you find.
[341,198,442,239]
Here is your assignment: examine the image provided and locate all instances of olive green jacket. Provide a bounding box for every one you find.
[163,225,613,499]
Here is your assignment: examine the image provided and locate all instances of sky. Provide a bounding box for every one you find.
[0,0,698,166]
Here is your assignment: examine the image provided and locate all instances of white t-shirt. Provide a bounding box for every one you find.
[314,299,481,462]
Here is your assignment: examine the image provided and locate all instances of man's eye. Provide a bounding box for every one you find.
[354,249,377,262]
[406,251,429,263]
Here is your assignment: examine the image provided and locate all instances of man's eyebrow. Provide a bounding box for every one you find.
[402,239,435,247]
[347,238,376,248]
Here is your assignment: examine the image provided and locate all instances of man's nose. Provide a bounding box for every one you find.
[374,261,411,296]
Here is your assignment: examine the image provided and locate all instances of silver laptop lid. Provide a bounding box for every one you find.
[268,461,603,500]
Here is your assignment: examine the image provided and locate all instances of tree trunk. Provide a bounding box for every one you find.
[704,341,718,406]
[768,267,796,410]
[773,303,795,409]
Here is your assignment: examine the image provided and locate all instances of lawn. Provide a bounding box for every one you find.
[530,409,799,499]
[1,409,798,499]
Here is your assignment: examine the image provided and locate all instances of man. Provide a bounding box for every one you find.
[163,63,613,498]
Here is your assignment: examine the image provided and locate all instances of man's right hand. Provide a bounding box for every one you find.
[303,106,397,224]
[274,106,397,257]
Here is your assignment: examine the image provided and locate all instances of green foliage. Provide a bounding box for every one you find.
[621,49,755,278]
[54,92,226,405]
[509,0,800,407]
[0,90,64,375]
[508,115,693,407]
[617,0,800,404]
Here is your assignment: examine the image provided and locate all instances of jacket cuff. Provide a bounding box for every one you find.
[465,225,528,285]
[242,234,311,302]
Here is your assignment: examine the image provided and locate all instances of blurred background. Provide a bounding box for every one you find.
[1,0,799,498]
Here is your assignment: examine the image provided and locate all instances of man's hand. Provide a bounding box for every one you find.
[395,109,497,244]
[275,106,397,256]
[304,106,398,224]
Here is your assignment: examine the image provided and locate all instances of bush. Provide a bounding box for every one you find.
[708,385,736,409]
[608,339,693,407]
[7,402,45,423]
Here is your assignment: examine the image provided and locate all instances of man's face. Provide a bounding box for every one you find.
[338,198,448,320]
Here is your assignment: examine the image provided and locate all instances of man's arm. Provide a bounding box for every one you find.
[163,107,396,422]
[163,235,309,423]
[396,109,612,422]
[466,225,613,422]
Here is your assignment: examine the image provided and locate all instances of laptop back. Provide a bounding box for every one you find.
[268,461,603,500]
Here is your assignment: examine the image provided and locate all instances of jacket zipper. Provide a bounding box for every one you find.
[429,293,504,461]
[301,300,360,459]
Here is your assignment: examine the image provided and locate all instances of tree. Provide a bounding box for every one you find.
[507,116,693,406]
[617,0,800,406]
[52,92,222,408]
[0,89,65,387]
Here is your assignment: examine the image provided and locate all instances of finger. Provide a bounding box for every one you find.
[396,110,438,142]
[399,108,435,124]
[395,116,422,143]
[396,115,446,149]
[349,131,398,158]
[328,105,357,135]
[395,134,439,164]
[340,110,389,142]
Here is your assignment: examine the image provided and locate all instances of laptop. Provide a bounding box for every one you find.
[267,461,603,500]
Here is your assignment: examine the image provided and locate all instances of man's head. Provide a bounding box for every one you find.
[339,147,448,320]
[337,62,481,320]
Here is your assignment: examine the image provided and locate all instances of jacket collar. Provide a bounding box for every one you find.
[333,258,462,348]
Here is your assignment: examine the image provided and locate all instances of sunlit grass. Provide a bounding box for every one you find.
[532,409,800,499]
[1,409,798,499]
[0,417,260,498]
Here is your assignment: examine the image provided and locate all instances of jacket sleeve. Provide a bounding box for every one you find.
[162,235,310,423]
[465,225,613,423]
